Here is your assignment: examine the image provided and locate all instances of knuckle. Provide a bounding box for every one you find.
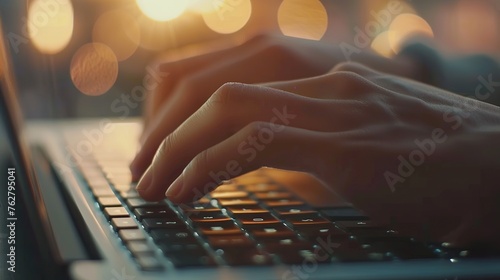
[190,149,211,174]
[332,61,368,73]
[177,75,197,94]
[157,134,175,159]
[242,121,267,138]
[209,82,246,106]
[328,70,371,91]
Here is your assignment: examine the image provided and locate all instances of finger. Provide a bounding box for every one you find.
[143,40,248,127]
[260,71,376,100]
[164,124,332,203]
[331,62,459,105]
[134,83,367,200]
[142,35,284,129]
[132,39,337,180]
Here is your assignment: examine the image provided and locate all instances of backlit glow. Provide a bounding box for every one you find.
[188,0,218,14]
[92,10,140,61]
[28,0,74,54]
[70,43,118,96]
[202,0,252,34]
[371,31,394,58]
[278,0,328,41]
[136,0,188,21]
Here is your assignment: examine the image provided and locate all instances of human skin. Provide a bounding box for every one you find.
[130,36,500,248]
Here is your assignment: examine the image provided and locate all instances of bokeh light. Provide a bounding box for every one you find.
[28,0,74,54]
[371,31,394,58]
[70,43,118,96]
[202,0,252,34]
[452,0,499,53]
[136,0,188,21]
[388,13,434,53]
[278,0,328,41]
[92,10,140,61]
[188,0,217,14]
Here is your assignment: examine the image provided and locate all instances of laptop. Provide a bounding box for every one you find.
[2,14,500,280]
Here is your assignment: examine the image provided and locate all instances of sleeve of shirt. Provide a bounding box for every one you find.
[398,42,500,107]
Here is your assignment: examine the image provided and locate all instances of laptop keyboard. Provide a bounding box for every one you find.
[74,150,495,271]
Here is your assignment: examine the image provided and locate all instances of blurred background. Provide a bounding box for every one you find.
[0,0,499,119]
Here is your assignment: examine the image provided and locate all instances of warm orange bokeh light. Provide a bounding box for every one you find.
[278,0,328,41]
[188,0,218,14]
[136,0,188,21]
[371,31,394,58]
[388,13,434,53]
[202,0,252,34]
[70,43,118,96]
[28,0,74,54]
[92,10,140,61]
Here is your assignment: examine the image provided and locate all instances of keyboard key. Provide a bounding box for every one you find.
[159,242,214,267]
[134,207,177,221]
[98,197,122,208]
[212,184,239,192]
[320,207,368,221]
[242,183,282,192]
[294,223,347,240]
[227,206,268,215]
[259,237,309,247]
[233,176,272,185]
[335,220,384,229]
[200,223,243,236]
[119,229,147,241]
[126,198,166,209]
[207,234,256,249]
[249,224,296,240]
[271,205,314,216]
[143,218,186,231]
[136,254,163,271]
[111,217,138,229]
[237,213,280,226]
[87,179,110,189]
[207,235,255,249]
[160,243,204,254]
[119,189,141,199]
[168,252,215,267]
[286,214,331,225]
[127,240,154,256]
[254,191,294,200]
[217,199,258,207]
[104,207,129,219]
[92,187,115,197]
[221,249,273,266]
[114,183,136,192]
[179,203,219,212]
[188,211,231,223]
[151,229,196,244]
[210,191,249,199]
[264,199,304,208]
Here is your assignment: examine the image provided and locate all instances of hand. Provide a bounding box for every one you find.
[135,62,500,247]
[131,34,340,180]
[130,34,418,183]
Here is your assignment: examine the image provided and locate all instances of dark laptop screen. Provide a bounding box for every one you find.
[0,20,60,279]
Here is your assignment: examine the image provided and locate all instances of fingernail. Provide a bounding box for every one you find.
[136,170,152,191]
[166,175,183,199]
